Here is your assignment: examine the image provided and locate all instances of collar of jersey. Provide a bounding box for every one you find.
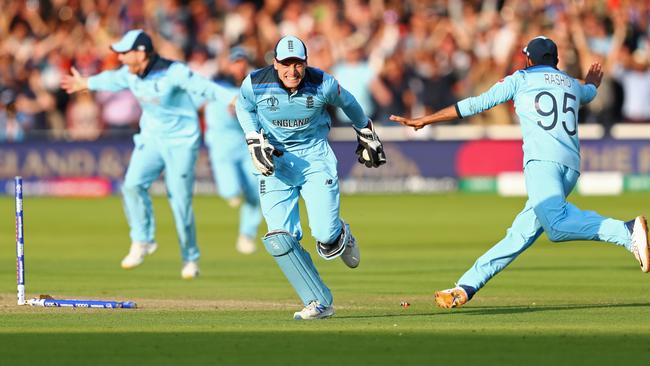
[524,64,558,71]
[138,53,160,79]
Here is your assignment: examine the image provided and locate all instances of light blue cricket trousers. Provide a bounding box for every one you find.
[259,140,343,245]
[122,133,200,262]
[458,160,632,291]
[207,145,262,239]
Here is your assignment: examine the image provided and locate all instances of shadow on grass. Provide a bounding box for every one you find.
[336,302,650,319]
[508,265,636,271]
[462,301,650,315]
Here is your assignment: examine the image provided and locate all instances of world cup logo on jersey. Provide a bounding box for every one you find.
[266,96,279,111]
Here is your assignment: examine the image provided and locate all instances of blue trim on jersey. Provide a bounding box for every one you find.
[303,67,324,85]
[250,66,279,95]
[458,284,476,300]
[250,66,276,82]
[454,103,463,119]
[253,85,285,93]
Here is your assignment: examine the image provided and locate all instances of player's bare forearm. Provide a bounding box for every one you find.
[389,105,459,130]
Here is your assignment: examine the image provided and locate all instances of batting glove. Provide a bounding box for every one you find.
[246,129,283,176]
[354,120,386,168]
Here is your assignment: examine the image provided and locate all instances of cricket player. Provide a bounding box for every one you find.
[61,29,231,279]
[236,35,387,319]
[204,47,261,254]
[390,36,650,308]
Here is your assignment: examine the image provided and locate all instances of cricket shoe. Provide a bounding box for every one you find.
[121,242,157,269]
[236,234,257,254]
[435,287,469,309]
[181,261,200,279]
[340,220,360,268]
[630,216,650,273]
[293,301,334,320]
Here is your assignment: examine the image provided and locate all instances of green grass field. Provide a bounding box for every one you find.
[1,193,649,365]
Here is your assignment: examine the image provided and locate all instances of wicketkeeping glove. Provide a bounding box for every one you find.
[354,120,386,168]
[246,129,283,176]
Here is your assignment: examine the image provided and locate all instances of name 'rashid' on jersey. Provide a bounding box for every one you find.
[544,72,573,88]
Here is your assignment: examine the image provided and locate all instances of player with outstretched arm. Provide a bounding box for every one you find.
[390,36,650,308]
[236,35,386,319]
[61,30,231,279]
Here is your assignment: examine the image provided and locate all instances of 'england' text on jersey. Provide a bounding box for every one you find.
[272,118,309,128]
[544,73,572,88]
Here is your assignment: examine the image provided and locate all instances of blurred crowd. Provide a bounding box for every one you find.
[1,0,649,142]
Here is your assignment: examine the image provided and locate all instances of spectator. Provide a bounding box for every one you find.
[0,89,27,142]
[95,90,141,136]
[66,92,101,141]
[1,0,649,140]
[331,34,378,123]
[371,54,413,123]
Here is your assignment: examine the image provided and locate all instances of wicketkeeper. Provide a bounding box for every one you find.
[235,35,386,320]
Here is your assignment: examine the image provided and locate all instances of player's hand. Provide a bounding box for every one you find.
[354,119,386,168]
[389,114,426,131]
[60,67,88,94]
[584,62,603,88]
[246,129,283,176]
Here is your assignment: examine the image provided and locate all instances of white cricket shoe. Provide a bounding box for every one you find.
[293,301,334,320]
[121,242,157,269]
[630,216,650,273]
[340,221,360,268]
[181,261,200,279]
[236,234,257,254]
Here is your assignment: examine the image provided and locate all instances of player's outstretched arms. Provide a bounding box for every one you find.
[60,67,89,94]
[389,115,427,130]
[584,62,603,88]
[390,104,459,131]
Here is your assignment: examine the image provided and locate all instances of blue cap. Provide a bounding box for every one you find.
[274,35,307,61]
[229,46,250,62]
[522,36,558,66]
[111,29,154,53]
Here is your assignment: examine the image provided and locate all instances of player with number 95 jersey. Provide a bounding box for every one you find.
[391,36,650,309]
[458,51,593,173]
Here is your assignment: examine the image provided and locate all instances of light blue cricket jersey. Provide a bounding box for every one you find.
[457,65,597,172]
[204,77,245,157]
[87,55,229,141]
[236,65,368,151]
